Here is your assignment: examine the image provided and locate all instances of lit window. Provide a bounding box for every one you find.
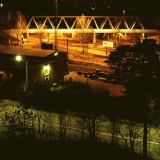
[44,64,50,75]
[44,64,50,82]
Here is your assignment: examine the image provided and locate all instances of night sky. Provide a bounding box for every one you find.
[0,0,159,17]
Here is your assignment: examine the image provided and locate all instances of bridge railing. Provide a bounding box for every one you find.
[24,16,145,31]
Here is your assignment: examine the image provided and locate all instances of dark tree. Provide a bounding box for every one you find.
[108,39,160,159]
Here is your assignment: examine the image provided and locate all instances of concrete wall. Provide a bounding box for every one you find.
[28,59,64,84]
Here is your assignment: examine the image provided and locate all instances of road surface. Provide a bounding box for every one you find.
[64,71,125,97]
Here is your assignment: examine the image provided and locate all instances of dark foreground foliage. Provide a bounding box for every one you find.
[0,140,153,160]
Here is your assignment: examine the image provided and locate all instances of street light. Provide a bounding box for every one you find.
[0,3,3,43]
[123,10,126,16]
[0,3,3,7]
[15,55,28,92]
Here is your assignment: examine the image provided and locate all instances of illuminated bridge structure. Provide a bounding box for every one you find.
[9,15,160,43]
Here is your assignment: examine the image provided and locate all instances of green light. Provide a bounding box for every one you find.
[54,52,58,56]
[15,55,22,61]
[44,64,50,75]
[44,64,50,70]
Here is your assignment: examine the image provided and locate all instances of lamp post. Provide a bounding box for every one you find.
[15,55,28,92]
[0,3,3,43]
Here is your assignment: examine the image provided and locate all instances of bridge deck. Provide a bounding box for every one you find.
[4,16,160,41]
[19,29,159,34]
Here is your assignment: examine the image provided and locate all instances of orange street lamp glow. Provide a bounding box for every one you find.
[0,3,3,8]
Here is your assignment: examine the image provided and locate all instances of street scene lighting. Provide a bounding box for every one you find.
[123,10,126,15]
[15,55,22,61]
[0,3,3,8]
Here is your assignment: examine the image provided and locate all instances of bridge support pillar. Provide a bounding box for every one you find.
[140,33,144,42]
[93,33,96,44]
[71,32,75,38]
[27,32,29,41]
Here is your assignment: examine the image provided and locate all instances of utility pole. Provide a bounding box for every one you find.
[66,38,68,60]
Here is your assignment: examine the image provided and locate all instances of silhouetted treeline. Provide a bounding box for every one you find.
[0,75,160,159]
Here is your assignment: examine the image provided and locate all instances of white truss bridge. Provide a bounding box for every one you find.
[19,16,159,34]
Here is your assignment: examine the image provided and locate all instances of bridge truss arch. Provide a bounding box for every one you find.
[23,15,159,34]
[9,15,160,45]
